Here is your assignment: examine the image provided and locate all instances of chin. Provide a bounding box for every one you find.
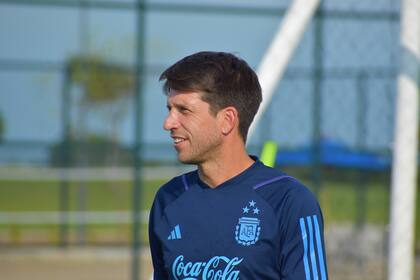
[177,153,201,165]
[178,157,198,165]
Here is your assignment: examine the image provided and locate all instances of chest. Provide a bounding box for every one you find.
[155,188,281,279]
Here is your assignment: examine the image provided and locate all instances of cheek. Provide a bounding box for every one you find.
[182,113,222,139]
[186,115,215,132]
[203,121,223,141]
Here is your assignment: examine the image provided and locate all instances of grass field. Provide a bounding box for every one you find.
[0,179,165,212]
[0,178,164,245]
[0,170,419,248]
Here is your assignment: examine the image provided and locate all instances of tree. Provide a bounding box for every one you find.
[69,55,134,104]
[67,54,135,165]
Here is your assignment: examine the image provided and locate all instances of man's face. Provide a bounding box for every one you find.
[164,89,223,164]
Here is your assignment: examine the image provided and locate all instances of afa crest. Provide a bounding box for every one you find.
[235,200,261,246]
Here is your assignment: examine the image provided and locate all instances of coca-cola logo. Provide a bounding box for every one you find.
[171,255,243,280]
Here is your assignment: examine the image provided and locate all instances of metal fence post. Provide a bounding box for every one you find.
[312,6,324,197]
[356,71,368,229]
[132,0,146,279]
[59,65,71,247]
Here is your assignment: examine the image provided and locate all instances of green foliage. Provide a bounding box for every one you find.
[65,55,135,149]
[68,55,134,104]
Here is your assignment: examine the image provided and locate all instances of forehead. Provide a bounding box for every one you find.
[166,89,205,106]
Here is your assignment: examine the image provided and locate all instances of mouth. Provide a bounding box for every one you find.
[171,136,188,147]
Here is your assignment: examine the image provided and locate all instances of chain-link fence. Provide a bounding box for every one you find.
[0,0,418,279]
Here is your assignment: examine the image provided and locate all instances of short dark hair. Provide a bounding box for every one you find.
[159,51,262,142]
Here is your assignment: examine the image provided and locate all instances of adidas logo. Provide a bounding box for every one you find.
[168,224,182,240]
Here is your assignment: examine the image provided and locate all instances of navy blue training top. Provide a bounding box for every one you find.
[149,158,328,280]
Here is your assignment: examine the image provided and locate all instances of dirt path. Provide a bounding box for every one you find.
[0,247,152,280]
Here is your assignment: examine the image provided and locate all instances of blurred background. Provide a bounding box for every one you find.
[0,0,418,279]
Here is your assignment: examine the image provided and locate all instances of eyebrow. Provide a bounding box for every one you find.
[166,103,191,111]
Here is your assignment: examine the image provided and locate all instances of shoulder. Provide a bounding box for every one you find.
[152,170,195,211]
[253,167,324,239]
[253,165,319,215]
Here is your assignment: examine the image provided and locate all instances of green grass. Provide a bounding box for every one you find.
[0,179,165,245]
[315,180,390,225]
[0,175,392,221]
[0,178,395,225]
[1,175,419,248]
[0,179,165,212]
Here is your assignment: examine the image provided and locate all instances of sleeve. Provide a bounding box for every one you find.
[278,187,328,280]
[148,197,169,279]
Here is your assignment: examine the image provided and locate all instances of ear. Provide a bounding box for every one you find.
[218,106,238,136]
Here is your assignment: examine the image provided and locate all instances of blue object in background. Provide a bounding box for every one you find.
[276,139,391,170]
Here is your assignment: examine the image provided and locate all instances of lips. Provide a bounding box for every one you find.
[171,135,188,147]
[173,137,186,144]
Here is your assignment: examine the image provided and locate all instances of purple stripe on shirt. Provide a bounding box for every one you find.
[253,175,293,190]
[182,174,189,191]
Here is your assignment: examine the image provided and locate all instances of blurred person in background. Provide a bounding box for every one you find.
[149,51,328,279]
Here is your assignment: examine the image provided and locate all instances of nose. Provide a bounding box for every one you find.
[163,111,179,131]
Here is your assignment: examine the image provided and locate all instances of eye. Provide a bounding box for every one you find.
[178,106,190,114]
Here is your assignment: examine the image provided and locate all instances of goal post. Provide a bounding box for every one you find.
[388,0,420,279]
[248,0,321,141]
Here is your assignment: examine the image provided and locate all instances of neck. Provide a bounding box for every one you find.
[197,140,255,188]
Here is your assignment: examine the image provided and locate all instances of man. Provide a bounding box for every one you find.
[149,51,328,279]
